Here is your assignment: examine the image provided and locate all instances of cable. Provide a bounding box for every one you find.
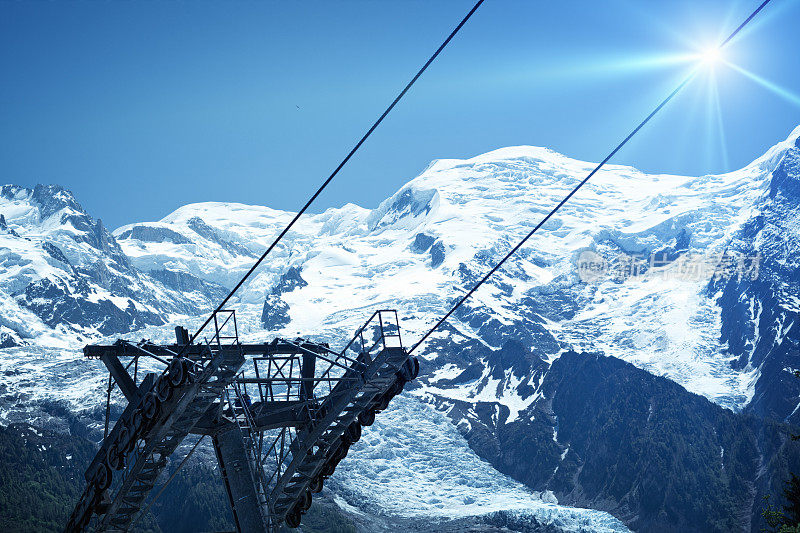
[408,0,772,355]
[182,0,485,352]
[720,0,770,48]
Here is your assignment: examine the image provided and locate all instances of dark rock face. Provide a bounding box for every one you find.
[0,332,20,348]
[116,225,193,245]
[710,136,800,423]
[149,268,228,302]
[272,266,307,294]
[19,278,164,335]
[385,188,434,219]
[186,216,254,257]
[369,187,438,230]
[487,340,540,382]
[22,184,131,270]
[411,233,436,253]
[30,184,84,220]
[261,293,291,330]
[63,216,129,268]
[518,290,579,322]
[433,351,800,533]
[261,267,308,330]
[409,232,446,267]
[542,352,754,532]
[430,241,446,268]
[42,241,71,266]
[453,301,563,358]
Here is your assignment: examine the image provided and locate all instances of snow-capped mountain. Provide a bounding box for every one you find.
[0,184,226,346]
[112,126,798,416]
[711,134,800,423]
[2,125,800,532]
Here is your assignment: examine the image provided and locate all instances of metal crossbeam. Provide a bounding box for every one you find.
[84,341,331,360]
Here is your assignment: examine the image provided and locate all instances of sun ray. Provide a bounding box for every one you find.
[513,51,698,85]
[671,69,708,171]
[481,50,699,94]
[706,71,730,171]
[725,61,800,107]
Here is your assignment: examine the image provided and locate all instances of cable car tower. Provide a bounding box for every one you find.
[66,309,419,532]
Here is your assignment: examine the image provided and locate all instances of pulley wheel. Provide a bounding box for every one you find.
[358,408,376,427]
[93,462,112,491]
[405,357,420,380]
[168,358,186,387]
[333,443,349,464]
[375,392,391,412]
[285,506,301,528]
[141,392,160,422]
[299,488,312,512]
[344,422,362,444]
[320,461,335,478]
[156,376,173,402]
[116,424,131,455]
[129,408,143,435]
[107,443,125,471]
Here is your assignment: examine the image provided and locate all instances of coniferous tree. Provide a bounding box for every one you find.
[784,473,800,526]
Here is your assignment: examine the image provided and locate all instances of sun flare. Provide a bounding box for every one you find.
[699,46,722,65]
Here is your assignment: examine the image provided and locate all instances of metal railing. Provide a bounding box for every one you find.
[224,309,406,529]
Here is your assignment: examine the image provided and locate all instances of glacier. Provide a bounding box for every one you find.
[328,395,628,532]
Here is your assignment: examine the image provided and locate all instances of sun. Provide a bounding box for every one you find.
[699,46,722,65]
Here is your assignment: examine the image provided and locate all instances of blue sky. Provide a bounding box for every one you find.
[1,0,798,230]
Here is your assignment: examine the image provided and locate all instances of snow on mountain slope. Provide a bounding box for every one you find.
[114,126,800,414]
[117,202,291,289]
[711,132,800,422]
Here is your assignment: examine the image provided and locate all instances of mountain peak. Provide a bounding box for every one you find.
[0,183,87,224]
[31,183,86,221]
